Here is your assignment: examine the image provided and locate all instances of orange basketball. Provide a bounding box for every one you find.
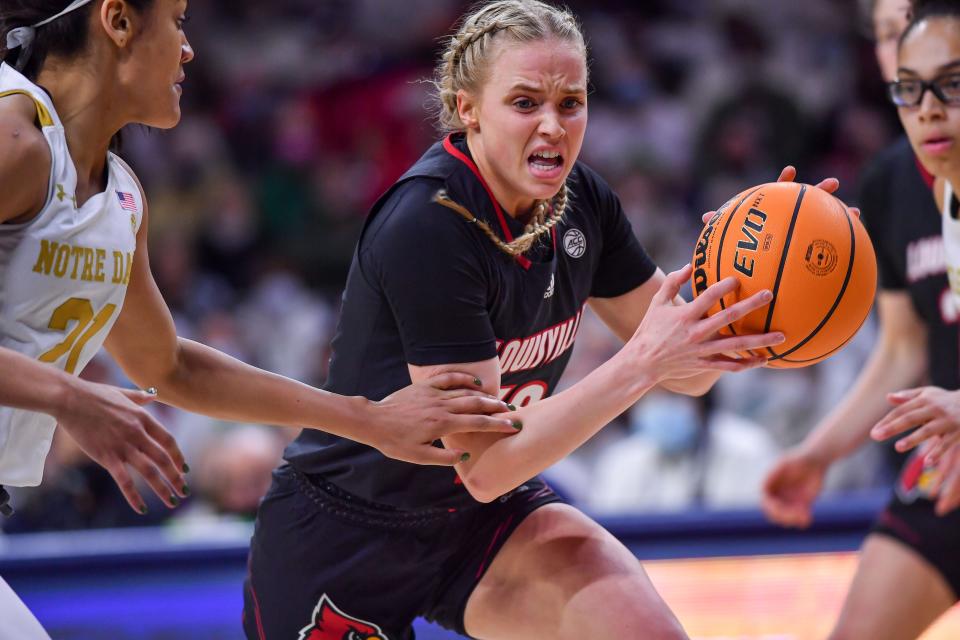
[690,182,877,368]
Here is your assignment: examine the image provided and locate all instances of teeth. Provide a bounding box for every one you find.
[534,151,560,159]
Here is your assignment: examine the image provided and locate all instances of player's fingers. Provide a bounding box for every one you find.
[699,332,783,357]
[776,166,797,183]
[438,413,521,435]
[121,386,158,406]
[423,372,485,391]
[407,445,472,467]
[936,467,960,516]
[696,354,767,373]
[135,432,188,498]
[695,289,773,336]
[106,463,148,514]
[439,388,507,402]
[652,264,692,305]
[129,449,179,508]
[871,405,932,440]
[445,396,514,416]
[687,277,740,316]
[701,210,716,224]
[888,387,925,405]
[140,414,188,475]
[892,418,942,453]
[814,177,840,193]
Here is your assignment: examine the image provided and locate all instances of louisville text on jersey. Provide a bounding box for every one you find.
[496,305,584,375]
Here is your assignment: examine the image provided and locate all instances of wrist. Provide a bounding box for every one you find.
[50,373,84,422]
[796,437,836,468]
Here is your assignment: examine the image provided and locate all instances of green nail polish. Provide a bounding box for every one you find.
[139,505,148,515]
[512,421,523,431]
[460,452,471,463]
[182,485,190,496]
[170,495,179,506]
[507,403,517,411]
[183,463,190,473]
[473,377,483,386]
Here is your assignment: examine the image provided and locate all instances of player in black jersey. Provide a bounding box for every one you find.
[762,2,960,638]
[240,2,851,639]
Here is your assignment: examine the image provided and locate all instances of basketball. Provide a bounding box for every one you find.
[691,182,877,368]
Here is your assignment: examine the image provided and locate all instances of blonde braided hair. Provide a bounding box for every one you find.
[433,183,569,257]
[432,0,586,132]
[430,1,584,255]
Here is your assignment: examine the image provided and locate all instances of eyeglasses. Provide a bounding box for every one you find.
[887,74,960,107]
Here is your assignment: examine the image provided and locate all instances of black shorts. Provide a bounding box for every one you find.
[871,450,960,600]
[243,465,561,640]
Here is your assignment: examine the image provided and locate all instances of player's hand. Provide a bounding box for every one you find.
[934,444,960,516]
[54,380,188,514]
[699,166,860,224]
[870,387,960,462]
[761,447,827,528]
[627,265,785,382]
[369,372,517,466]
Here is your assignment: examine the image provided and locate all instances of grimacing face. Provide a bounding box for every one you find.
[896,17,960,180]
[458,37,587,218]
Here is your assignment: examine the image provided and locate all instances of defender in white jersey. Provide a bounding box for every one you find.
[0,1,520,637]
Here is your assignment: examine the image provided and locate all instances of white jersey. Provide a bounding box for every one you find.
[943,180,960,302]
[0,63,143,486]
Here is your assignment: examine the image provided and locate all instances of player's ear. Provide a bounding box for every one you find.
[457,90,479,129]
[100,0,134,49]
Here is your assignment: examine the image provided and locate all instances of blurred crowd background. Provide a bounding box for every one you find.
[4,0,902,532]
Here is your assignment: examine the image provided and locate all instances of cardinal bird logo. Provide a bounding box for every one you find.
[896,447,941,504]
[297,594,389,640]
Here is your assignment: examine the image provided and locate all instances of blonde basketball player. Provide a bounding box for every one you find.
[0,1,523,636]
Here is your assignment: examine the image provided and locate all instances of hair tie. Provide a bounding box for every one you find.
[4,0,94,71]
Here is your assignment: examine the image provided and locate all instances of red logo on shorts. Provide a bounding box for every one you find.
[298,594,389,640]
[896,447,941,504]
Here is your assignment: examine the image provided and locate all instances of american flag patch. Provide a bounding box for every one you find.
[116,191,137,212]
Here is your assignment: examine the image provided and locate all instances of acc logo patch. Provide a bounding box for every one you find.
[563,228,586,258]
[895,447,941,504]
[298,594,389,640]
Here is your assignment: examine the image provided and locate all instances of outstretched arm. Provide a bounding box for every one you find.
[106,203,516,467]
[418,267,781,502]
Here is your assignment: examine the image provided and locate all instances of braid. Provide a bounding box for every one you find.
[433,183,569,258]
[449,21,504,72]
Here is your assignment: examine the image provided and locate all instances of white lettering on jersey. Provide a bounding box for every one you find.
[906,236,946,283]
[495,306,584,375]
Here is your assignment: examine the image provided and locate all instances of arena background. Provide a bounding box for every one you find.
[3,0,959,637]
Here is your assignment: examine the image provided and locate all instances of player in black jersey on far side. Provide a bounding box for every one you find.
[763,1,960,638]
[242,1,845,638]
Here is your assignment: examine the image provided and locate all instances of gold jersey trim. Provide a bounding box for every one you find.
[0,89,54,127]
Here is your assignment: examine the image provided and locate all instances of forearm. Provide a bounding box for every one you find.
[802,342,926,464]
[138,338,375,441]
[0,346,77,417]
[455,349,654,501]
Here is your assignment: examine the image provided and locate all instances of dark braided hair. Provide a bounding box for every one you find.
[1,0,155,80]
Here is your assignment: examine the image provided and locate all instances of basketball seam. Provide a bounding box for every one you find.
[774,204,856,360]
[714,186,765,337]
[764,184,807,359]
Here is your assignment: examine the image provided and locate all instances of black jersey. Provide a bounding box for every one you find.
[859,136,959,390]
[284,133,657,510]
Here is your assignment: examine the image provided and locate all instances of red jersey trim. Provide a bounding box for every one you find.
[442,135,532,270]
[915,154,935,189]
